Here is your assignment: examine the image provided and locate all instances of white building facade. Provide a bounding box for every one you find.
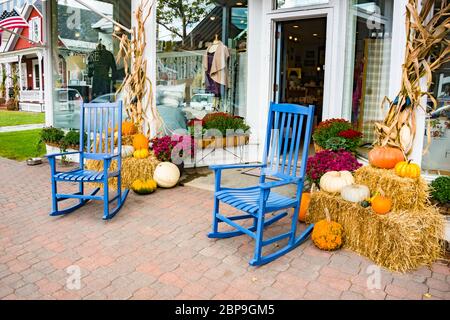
[5,0,448,175]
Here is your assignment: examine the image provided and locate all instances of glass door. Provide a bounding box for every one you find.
[273,17,327,126]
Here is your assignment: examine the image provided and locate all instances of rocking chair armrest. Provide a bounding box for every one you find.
[259,178,301,190]
[102,154,120,172]
[209,163,265,172]
[45,151,81,159]
[103,154,120,161]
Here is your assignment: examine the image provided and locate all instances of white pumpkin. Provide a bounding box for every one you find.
[340,184,370,203]
[115,145,134,158]
[154,162,180,188]
[319,171,355,193]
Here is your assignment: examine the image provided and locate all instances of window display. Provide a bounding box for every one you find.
[51,0,131,129]
[156,0,248,134]
[343,0,393,146]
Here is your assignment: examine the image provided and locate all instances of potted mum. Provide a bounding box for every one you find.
[150,134,195,173]
[188,112,250,149]
[312,119,362,153]
[306,150,363,186]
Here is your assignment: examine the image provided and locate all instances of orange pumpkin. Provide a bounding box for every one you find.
[371,195,392,215]
[122,121,136,136]
[298,193,311,222]
[368,146,405,169]
[133,134,149,150]
[311,209,344,251]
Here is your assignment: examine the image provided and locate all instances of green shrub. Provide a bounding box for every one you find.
[40,127,65,144]
[430,176,450,204]
[313,119,362,153]
[60,129,86,149]
[203,113,250,136]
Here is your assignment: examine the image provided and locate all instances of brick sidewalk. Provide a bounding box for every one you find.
[0,158,448,300]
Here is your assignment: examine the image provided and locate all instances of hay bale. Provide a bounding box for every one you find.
[354,166,430,212]
[85,154,159,189]
[306,191,445,272]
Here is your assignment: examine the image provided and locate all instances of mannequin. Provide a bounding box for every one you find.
[88,41,117,99]
[203,34,229,111]
[208,34,221,54]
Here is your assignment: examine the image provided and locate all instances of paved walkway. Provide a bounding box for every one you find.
[0,124,44,133]
[0,158,448,300]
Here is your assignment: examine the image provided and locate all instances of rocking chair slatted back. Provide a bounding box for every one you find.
[262,103,315,182]
[81,102,123,166]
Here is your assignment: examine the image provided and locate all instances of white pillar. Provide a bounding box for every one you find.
[37,52,44,106]
[388,0,408,99]
[43,0,54,126]
[132,0,157,137]
[18,54,23,92]
[6,63,12,100]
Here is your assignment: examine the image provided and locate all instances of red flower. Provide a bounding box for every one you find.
[316,118,349,131]
[338,129,362,139]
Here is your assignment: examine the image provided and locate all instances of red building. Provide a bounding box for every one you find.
[0,3,45,112]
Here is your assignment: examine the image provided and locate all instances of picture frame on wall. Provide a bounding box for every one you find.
[287,68,302,80]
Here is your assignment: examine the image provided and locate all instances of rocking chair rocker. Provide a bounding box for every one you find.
[208,103,315,266]
[46,101,129,220]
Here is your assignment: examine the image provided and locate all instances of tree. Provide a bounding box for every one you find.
[157,0,214,41]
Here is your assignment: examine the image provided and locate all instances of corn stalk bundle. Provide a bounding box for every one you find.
[115,0,162,137]
[375,0,450,155]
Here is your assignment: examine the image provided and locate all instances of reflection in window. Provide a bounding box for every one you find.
[276,0,328,9]
[51,0,131,129]
[156,0,248,134]
[343,0,393,145]
[422,1,450,174]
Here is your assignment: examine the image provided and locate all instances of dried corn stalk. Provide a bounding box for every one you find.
[114,0,163,138]
[375,0,450,155]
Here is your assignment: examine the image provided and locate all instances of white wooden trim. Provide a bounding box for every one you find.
[20,62,27,89]
[32,59,40,90]
[43,0,54,127]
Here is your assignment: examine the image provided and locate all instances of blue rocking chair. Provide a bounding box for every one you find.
[209,103,315,266]
[46,101,129,220]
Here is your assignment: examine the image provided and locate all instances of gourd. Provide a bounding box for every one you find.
[319,171,355,193]
[394,160,421,179]
[153,162,180,188]
[122,121,136,136]
[311,208,344,251]
[131,179,157,195]
[133,148,149,159]
[368,146,404,169]
[298,193,311,222]
[340,184,370,203]
[114,145,134,158]
[133,134,149,150]
[371,194,392,215]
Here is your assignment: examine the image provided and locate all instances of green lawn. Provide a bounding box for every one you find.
[0,110,45,127]
[0,129,46,161]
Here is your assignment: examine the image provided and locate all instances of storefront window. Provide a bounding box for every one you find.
[276,0,329,9]
[156,0,248,134]
[422,2,450,175]
[343,0,393,148]
[51,0,131,129]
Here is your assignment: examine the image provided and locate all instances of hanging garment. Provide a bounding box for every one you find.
[88,46,117,99]
[203,41,230,91]
[205,52,222,96]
